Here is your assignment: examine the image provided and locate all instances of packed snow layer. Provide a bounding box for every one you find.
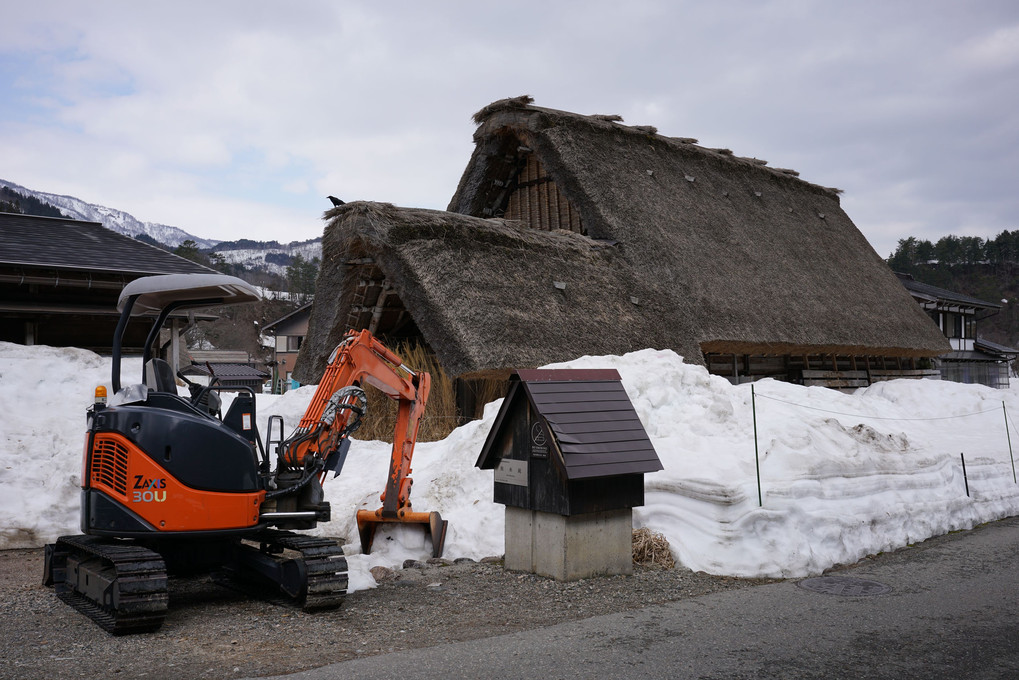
[2,342,1017,592]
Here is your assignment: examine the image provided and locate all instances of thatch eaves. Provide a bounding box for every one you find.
[294,202,672,382]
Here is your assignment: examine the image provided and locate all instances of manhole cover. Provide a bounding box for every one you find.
[797,576,892,597]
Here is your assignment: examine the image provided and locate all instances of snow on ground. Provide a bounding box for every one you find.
[2,342,1018,592]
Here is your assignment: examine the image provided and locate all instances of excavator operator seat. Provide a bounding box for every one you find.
[144,359,177,393]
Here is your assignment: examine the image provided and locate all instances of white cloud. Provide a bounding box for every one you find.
[959,23,1019,69]
[0,0,1017,254]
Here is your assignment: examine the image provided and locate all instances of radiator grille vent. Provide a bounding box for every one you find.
[91,436,129,496]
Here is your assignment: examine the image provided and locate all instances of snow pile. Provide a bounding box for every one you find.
[552,350,1019,578]
[2,342,1018,592]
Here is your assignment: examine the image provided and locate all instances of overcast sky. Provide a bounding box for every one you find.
[2,1,1017,257]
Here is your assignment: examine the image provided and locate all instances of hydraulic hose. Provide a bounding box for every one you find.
[264,457,325,500]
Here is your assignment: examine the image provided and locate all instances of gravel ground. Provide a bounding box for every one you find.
[0,544,775,679]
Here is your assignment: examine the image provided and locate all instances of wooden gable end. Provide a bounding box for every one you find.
[504,155,585,235]
[468,132,585,235]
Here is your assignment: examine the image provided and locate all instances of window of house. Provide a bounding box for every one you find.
[276,335,287,352]
[964,315,976,340]
[287,335,303,351]
[945,313,962,338]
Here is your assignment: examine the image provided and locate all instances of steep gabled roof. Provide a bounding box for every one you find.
[448,97,948,360]
[296,98,948,382]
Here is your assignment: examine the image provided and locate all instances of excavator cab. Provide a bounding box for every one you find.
[81,274,272,539]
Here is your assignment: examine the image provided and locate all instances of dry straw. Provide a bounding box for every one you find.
[632,527,676,568]
[353,341,505,443]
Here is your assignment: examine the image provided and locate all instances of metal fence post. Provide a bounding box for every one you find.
[752,385,762,507]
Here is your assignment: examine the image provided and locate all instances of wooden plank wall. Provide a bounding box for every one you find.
[504,155,585,234]
[705,352,937,388]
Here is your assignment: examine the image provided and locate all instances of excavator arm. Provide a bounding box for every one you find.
[278,329,446,557]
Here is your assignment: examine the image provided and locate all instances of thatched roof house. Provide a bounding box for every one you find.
[295,97,947,393]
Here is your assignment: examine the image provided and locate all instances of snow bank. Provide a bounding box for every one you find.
[2,341,1017,591]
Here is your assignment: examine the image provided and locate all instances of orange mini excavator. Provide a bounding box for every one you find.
[42,273,446,634]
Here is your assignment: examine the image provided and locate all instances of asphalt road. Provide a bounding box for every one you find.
[257,516,1019,679]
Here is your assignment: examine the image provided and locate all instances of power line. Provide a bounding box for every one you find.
[754,392,1000,421]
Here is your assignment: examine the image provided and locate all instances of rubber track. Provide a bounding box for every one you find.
[48,535,168,635]
[267,531,348,611]
[223,530,348,611]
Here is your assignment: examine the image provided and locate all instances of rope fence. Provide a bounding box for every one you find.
[749,385,1019,507]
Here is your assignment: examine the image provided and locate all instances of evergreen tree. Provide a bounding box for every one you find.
[286,254,319,304]
[174,239,211,266]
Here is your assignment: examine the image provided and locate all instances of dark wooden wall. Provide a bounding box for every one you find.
[504,155,585,234]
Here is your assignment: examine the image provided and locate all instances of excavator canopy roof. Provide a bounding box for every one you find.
[117,273,261,315]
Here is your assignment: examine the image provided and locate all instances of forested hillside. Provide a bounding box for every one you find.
[887,231,1019,349]
[0,186,64,217]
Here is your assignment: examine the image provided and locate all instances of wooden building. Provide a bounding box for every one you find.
[898,273,1017,388]
[0,213,215,366]
[294,97,948,401]
[261,302,312,392]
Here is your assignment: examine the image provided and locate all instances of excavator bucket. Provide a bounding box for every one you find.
[356,509,448,559]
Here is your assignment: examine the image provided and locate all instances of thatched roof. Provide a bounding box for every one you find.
[296,97,947,382]
[295,202,667,381]
[449,97,948,359]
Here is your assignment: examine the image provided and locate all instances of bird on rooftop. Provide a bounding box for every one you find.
[327,195,345,207]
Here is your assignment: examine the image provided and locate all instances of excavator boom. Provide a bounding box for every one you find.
[280,329,447,558]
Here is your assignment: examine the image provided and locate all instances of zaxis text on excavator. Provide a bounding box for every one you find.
[43,273,446,634]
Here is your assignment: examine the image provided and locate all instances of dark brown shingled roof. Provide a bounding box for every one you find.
[0,212,214,275]
[477,368,663,480]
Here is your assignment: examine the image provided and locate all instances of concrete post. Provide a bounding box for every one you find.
[505,506,633,580]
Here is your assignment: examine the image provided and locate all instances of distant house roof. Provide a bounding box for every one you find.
[263,302,313,334]
[942,349,1009,363]
[188,349,252,364]
[896,273,1001,311]
[975,338,1019,356]
[180,363,269,380]
[294,97,948,382]
[0,212,213,276]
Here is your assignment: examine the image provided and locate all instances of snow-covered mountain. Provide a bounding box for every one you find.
[214,241,322,275]
[0,178,322,273]
[0,178,219,249]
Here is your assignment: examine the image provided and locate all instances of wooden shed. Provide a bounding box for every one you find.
[477,368,662,516]
[476,368,662,579]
